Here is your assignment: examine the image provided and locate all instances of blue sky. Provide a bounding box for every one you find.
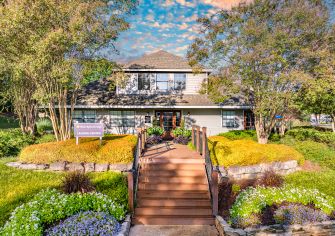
[104,0,244,62]
[104,0,334,63]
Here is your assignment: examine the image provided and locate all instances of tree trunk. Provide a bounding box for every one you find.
[331,115,335,133]
[279,121,286,137]
[255,114,269,144]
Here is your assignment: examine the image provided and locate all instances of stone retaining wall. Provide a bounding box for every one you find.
[5,161,132,173]
[215,216,335,236]
[217,160,298,180]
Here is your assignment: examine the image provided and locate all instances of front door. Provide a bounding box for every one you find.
[155,111,181,139]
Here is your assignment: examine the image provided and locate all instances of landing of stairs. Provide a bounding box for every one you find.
[129,225,219,236]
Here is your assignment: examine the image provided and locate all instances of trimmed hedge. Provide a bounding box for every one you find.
[208,136,304,167]
[20,135,137,164]
[218,130,257,141]
[286,128,335,147]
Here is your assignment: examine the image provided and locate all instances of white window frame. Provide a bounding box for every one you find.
[221,110,238,128]
[73,110,96,123]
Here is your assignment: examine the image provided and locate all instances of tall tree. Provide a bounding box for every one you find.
[188,0,330,143]
[0,0,137,140]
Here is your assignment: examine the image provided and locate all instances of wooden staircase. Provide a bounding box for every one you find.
[132,144,215,225]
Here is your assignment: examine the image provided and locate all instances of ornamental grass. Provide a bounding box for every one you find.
[19,134,137,164]
[208,136,304,167]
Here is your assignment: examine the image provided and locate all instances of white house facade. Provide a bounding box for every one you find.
[72,50,254,137]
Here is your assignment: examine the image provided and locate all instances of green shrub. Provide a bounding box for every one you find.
[36,118,53,134]
[0,129,35,157]
[208,136,304,167]
[172,127,192,138]
[147,126,164,136]
[19,134,136,164]
[187,141,196,151]
[36,134,56,144]
[0,115,19,129]
[286,128,335,147]
[230,185,335,228]
[0,188,126,235]
[218,130,257,141]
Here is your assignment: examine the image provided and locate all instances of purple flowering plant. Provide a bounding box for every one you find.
[274,204,329,225]
[45,211,121,236]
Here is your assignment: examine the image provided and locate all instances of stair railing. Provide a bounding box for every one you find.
[127,127,146,213]
[191,125,218,216]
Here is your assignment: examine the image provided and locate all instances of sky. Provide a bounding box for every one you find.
[103,0,248,63]
[104,0,334,63]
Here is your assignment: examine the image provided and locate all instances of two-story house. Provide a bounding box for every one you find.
[73,50,254,136]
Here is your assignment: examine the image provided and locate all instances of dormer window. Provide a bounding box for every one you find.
[174,74,186,90]
[138,73,151,90]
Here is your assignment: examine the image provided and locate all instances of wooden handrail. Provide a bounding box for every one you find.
[191,125,218,216]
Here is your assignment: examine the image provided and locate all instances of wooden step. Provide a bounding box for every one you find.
[133,216,215,225]
[140,169,205,177]
[137,199,211,207]
[138,183,208,191]
[140,163,205,171]
[135,207,212,216]
[140,158,205,164]
[137,190,210,199]
[139,176,207,184]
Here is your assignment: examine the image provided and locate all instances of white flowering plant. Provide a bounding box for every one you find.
[230,185,335,227]
[0,188,126,235]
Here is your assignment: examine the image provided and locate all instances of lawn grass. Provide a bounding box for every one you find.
[285,170,335,198]
[0,158,128,227]
[0,115,19,129]
[20,134,137,164]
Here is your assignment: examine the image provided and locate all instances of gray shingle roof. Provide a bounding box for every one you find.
[125,50,191,69]
[74,79,247,107]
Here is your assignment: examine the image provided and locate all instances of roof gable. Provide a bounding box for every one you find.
[125,50,191,70]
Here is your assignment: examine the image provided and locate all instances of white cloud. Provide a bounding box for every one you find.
[201,0,252,9]
[175,45,188,52]
[162,0,174,7]
[146,13,154,21]
[179,23,189,30]
[175,0,195,7]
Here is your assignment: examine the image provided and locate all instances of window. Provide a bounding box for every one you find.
[73,110,96,123]
[110,110,135,128]
[174,74,186,90]
[156,73,169,90]
[138,73,151,90]
[222,110,237,128]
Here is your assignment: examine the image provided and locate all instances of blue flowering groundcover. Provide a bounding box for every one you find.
[45,211,121,236]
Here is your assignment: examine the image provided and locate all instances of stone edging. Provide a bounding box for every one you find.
[5,161,133,173]
[216,160,298,180]
[116,214,132,236]
[215,216,335,236]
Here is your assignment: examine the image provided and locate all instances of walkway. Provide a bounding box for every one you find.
[132,142,215,225]
[129,225,219,236]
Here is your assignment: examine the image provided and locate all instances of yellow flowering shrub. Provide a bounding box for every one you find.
[19,135,137,164]
[208,136,304,167]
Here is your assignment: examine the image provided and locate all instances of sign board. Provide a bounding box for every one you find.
[275,115,283,119]
[74,123,104,145]
[144,116,151,124]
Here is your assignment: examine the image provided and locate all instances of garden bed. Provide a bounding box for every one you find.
[19,135,137,164]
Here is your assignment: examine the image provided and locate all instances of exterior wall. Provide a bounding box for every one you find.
[77,108,245,136]
[183,108,244,136]
[116,72,207,95]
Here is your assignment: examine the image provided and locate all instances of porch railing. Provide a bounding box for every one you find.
[127,127,147,213]
[191,125,218,216]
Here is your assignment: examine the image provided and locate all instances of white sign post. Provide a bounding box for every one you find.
[74,122,104,145]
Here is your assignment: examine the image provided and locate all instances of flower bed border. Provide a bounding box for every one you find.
[6,161,133,172]
[215,216,335,236]
[217,160,298,180]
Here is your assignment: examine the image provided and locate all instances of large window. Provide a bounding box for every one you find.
[138,73,150,90]
[73,110,96,123]
[222,110,238,128]
[156,73,169,90]
[174,74,186,90]
[110,110,135,128]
